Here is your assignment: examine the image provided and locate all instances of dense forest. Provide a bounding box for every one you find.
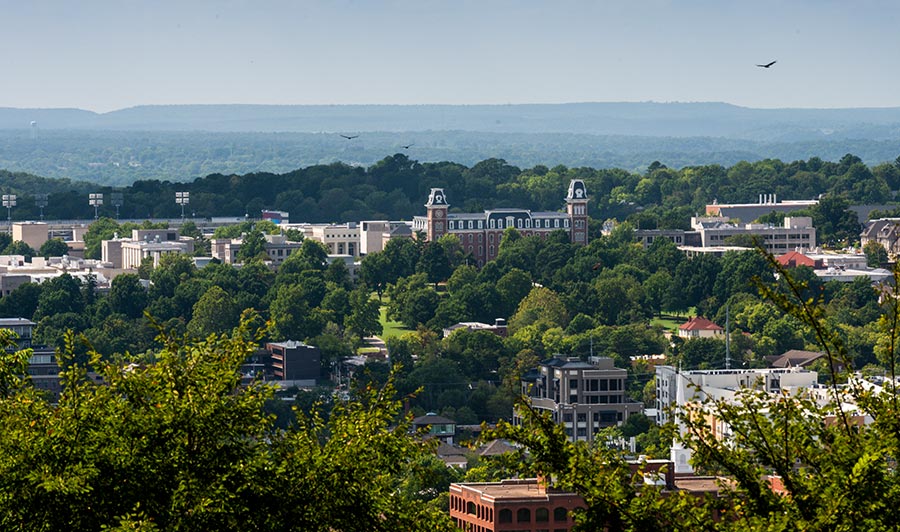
[1,153,899,228]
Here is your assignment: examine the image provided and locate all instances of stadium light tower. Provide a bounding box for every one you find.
[2,194,16,229]
[89,193,104,220]
[111,193,124,220]
[175,191,190,220]
[34,193,48,221]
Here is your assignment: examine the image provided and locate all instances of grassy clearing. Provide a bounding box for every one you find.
[651,314,688,332]
[357,347,381,354]
[379,305,412,340]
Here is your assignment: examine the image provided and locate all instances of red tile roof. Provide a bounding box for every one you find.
[679,317,723,331]
[776,251,816,268]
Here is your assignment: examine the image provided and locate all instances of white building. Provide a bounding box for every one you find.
[103,229,195,269]
[297,223,361,257]
[690,216,816,254]
[358,220,414,255]
[121,239,192,269]
[210,234,302,267]
[655,365,819,473]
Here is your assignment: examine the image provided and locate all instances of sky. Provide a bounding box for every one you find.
[1,0,899,112]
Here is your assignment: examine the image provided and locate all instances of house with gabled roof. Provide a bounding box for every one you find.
[678,317,724,339]
[861,218,900,256]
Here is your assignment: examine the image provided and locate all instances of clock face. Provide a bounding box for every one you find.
[434,210,444,218]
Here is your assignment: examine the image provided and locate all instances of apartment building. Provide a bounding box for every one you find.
[265,340,321,383]
[518,356,643,443]
[655,365,819,473]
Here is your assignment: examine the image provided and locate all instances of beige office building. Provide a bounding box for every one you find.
[12,222,49,251]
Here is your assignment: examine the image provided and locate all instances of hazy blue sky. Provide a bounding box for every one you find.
[2,0,898,111]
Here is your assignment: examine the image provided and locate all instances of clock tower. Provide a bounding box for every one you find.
[425,188,449,241]
[566,179,589,245]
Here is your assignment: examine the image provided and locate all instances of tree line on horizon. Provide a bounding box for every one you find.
[1,153,899,227]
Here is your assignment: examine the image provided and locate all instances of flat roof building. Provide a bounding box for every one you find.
[518,356,643,443]
[450,479,584,532]
[265,341,321,383]
[691,216,816,254]
[12,222,49,251]
[656,365,819,473]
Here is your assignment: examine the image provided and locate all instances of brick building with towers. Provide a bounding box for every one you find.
[412,179,590,266]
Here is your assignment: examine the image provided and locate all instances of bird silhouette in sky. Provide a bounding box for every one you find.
[401,143,414,149]
[756,60,777,68]
[340,134,359,140]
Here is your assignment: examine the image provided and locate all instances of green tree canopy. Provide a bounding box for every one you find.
[0,318,455,531]
[38,238,69,258]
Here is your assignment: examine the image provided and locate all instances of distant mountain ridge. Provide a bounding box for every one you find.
[4,102,900,141]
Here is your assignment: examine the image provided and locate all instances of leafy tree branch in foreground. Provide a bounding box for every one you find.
[0,314,454,532]
[483,260,900,531]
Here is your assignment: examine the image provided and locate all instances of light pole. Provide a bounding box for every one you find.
[2,194,16,229]
[34,193,48,221]
[175,191,190,220]
[89,193,103,220]
[111,193,124,220]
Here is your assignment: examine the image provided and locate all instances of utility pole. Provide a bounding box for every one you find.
[725,304,731,370]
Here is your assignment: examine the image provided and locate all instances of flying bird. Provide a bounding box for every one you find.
[756,60,777,68]
[340,134,359,140]
[401,143,414,149]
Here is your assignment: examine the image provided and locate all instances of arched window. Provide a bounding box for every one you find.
[467,501,476,515]
[499,509,513,523]
[536,508,549,522]
[517,508,531,522]
[554,507,568,522]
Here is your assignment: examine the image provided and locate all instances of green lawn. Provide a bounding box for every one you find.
[651,314,688,333]
[379,305,412,339]
[357,347,381,354]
